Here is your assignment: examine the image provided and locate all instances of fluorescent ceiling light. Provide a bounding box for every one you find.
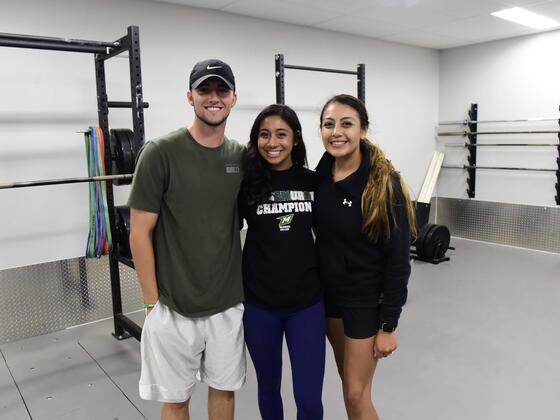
[491,7,560,29]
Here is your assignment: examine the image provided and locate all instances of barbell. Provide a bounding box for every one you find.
[438,129,560,136]
[0,174,133,189]
[438,117,559,125]
[442,164,557,172]
[0,128,139,190]
[444,143,559,147]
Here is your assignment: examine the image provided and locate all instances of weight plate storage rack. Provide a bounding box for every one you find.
[0,26,147,341]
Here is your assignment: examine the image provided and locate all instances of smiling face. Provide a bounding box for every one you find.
[187,78,237,127]
[320,102,367,160]
[257,115,294,171]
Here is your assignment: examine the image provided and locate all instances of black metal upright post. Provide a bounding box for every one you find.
[94,52,127,339]
[466,103,478,198]
[96,26,144,341]
[94,25,144,341]
[357,63,366,102]
[275,54,285,105]
[127,26,145,155]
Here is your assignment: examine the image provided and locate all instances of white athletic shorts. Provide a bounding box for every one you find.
[139,301,246,402]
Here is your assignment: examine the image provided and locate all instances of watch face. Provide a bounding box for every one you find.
[381,322,395,333]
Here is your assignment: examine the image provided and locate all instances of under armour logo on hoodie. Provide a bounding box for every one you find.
[343,199,352,207]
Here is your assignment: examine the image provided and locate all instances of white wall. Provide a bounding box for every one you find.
[438,30,560,207]
[0,0,439,269]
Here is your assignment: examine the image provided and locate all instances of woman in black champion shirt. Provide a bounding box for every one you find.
[240,104,325,420]
[314,94,416,420]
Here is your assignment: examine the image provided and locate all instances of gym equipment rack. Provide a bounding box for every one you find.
[275,53,366,104]
[437,103,560,204]
[0,26,146,341]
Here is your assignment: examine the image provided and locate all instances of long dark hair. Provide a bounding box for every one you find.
[242,104,307,204]
[320,94,417,240]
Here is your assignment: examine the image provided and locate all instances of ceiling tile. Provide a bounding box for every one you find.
[501,0,553,7]
[425,13,538,41]
[381,29,469,49]
[528,1,560,21]
[314,15,410,38]
[221,0,341,26]
[151,0,237,9]
[145,0,560,49]
[417,0,510,20]
[347,1,459,29]
[280,0,377,14]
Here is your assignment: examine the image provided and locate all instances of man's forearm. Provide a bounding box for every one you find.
[130,230,159,304]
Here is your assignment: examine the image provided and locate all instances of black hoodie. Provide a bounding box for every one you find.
[314,142,411,329]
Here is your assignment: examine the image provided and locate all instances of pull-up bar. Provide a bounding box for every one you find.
[0,32,119,54]
[275,53,365,104]
[283,64,358,76]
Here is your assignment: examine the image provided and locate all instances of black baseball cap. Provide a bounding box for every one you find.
[189,59,235,91]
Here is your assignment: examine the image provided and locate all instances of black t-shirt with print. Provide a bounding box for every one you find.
[240,165,321,310]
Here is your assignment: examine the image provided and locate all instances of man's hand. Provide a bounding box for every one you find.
[130,208,160,317]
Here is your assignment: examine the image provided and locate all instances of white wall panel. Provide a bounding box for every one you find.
[438,30,560,206]
[0,0,439,268]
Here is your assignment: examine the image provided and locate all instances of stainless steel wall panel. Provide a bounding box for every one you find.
[436,197,560,253]
[0,258,141,344]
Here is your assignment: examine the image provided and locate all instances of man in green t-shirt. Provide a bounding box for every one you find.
[129,59,245,420]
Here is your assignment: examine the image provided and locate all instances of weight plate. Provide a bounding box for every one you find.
[422,224,438,259]
[110,129,134,185]
[115,205,131,258]
[431,225,450,259]
[423,224,450,260]
[109,129,121,177]
[415,223,434,259]
[119,129,133,175]
[129,129,142,171]
[122,129,135,175]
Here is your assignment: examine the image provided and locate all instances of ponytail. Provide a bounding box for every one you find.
[361,139,417,241]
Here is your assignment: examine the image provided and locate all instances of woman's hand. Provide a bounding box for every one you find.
[373,331,398,358]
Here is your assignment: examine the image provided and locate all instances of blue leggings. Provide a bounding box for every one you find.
[243,300,326,420]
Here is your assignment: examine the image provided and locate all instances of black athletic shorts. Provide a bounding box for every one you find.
[325,300,379,339]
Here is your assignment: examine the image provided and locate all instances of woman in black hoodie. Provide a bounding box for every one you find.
[314,94,416,420]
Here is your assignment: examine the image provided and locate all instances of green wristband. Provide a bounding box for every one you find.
[144,303,156,309]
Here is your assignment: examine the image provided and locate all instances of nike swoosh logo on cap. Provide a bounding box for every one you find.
[207,65,222,70]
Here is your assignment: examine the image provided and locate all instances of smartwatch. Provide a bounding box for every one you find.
[379,322,396,333]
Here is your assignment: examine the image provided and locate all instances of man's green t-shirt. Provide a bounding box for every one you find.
[128,128,245,317]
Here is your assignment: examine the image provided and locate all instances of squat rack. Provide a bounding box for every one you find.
[0,26,146,341]
[275,53,366,104]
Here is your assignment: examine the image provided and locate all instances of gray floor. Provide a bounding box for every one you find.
[1,238,558,420]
